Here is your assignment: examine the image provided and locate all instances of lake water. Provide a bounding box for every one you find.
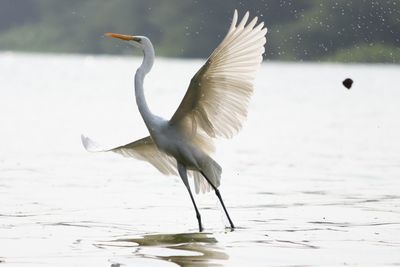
[0,52,399,266]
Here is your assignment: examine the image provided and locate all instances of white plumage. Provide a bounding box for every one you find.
[82,10,267,231]
[171,10,267,139]
[82,135,177,175]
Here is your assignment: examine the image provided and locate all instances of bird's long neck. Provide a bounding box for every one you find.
[135,41,156,130]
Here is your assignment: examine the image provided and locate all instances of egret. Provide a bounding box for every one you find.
[82,10,267,231]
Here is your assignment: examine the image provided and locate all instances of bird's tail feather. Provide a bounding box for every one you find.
[193,156,222,194]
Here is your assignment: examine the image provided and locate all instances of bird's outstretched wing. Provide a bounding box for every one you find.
[81,135,177,175]
[170,10,267,139]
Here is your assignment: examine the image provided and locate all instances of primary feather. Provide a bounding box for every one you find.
[81,135,177,175]
[170,10,267,140]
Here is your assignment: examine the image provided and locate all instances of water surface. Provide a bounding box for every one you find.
[0,53,400,266]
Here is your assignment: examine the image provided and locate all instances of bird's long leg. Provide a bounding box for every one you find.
[200,171,235,229]
[178,163,203,232]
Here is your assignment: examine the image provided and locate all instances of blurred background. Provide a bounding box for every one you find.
[1,1,400,266]
[0,0,399,63]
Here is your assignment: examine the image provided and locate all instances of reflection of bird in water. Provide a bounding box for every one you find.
[107,233,228,267]
[82,10,267,231]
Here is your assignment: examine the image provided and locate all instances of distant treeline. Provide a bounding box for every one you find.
[0,0,399,63]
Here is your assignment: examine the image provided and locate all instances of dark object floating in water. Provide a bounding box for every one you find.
[342,78,353,89]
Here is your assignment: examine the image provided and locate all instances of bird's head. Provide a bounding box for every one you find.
[105,32,147,49]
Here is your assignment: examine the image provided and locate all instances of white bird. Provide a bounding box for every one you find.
[82,10,267,232]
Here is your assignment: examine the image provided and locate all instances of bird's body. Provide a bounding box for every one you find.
[150,118,208,170]
[82,10,267,231]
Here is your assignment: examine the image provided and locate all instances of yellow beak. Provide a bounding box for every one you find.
[105,32,136,41]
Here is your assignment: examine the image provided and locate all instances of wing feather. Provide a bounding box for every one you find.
[170,10,267,140]
[81,135,177,175]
